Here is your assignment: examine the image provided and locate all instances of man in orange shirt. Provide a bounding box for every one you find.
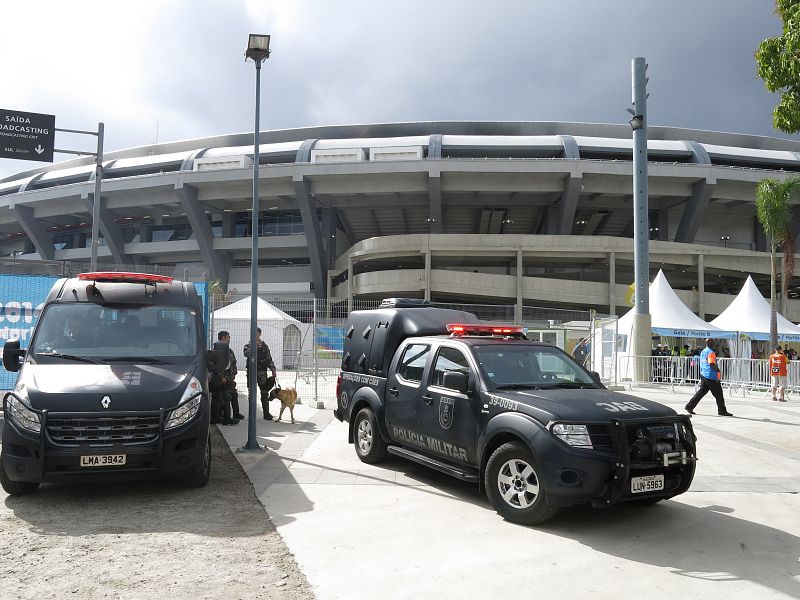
[769,345,789,402]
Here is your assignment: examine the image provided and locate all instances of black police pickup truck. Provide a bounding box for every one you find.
[1,272,211,494]
[334,299,696,525]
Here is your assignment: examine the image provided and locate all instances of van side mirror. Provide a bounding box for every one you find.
[3,340,24,372]
[443,371,469,394]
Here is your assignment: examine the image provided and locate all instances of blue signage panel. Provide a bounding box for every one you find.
[0,274,60,389]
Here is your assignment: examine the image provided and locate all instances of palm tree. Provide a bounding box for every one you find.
[755,177,800,348]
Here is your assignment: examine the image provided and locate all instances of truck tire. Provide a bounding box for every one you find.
[0,452,39,495]
[183,436,211,488]
[484,442,558,525]
[353,407,387,464]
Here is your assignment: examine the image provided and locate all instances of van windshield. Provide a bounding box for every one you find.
[474,344,597,389]
[30,304,198,359]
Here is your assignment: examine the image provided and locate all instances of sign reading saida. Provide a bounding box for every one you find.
[0,108,55,162]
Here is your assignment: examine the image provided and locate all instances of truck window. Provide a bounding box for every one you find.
[397,343,430,383]
[431,347,471,388]
[475,345,595,388]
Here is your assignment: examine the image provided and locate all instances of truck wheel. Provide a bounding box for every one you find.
[353,408,387,464]
[484,442,558,525]
[183,436,211,488]
[0,453,39,495]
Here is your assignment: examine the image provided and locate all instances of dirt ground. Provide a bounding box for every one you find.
[0,426,314,600]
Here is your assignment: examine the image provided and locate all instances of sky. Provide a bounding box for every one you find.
[0,0,790,180]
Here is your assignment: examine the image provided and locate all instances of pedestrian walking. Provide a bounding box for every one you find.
[685,338,733,416]
[243,327,278,420]
[769,345,789,402]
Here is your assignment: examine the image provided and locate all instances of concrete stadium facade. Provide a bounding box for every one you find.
[1,121,799,319]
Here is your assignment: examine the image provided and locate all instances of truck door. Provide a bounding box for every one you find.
[385,342,431,442]
[418,345,477,466]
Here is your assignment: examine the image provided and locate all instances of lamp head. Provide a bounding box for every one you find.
[245,34,271,62]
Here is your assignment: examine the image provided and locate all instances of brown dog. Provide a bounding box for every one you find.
[269,385,298,423]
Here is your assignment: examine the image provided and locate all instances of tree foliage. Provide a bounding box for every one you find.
[756,178,799,291]
[756,0,800,133]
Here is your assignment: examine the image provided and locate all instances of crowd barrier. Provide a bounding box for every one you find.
[618,355,799,397]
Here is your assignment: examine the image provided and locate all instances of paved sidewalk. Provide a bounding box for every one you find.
[218,386,800,600]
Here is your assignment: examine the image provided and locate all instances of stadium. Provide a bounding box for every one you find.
[1,120,799,321]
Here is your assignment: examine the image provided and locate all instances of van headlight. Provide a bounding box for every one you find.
[6,388,41,434]
[550,423,593,449]
[165,377,203,430]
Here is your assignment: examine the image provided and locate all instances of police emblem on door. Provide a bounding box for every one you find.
[439,397,454,429]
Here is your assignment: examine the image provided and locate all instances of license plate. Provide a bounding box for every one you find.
[630,474,664,494]
[80,454,126,467]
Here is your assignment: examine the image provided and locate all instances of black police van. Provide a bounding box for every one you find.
[1,272,211,494]
[334,299,696,525]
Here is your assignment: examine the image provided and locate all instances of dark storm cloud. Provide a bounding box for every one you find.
[0,0,789,181]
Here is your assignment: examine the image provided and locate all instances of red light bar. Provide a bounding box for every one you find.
[446,323,523,336]
[78,272,174,284]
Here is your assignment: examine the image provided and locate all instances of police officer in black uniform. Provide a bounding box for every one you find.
[210,331,240,425]
[243,327,278,420]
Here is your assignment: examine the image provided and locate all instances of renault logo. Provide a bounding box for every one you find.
[101,396,112,409]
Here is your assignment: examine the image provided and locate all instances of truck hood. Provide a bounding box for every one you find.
[17,362,197,412]
[491,388,677,422]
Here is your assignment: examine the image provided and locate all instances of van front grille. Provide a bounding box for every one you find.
[46,414,160,447]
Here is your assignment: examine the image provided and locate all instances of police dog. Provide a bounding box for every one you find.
[269,384,299,423]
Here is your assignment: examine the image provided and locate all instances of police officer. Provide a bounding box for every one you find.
[243,327,278,420]
[210,331,240,425]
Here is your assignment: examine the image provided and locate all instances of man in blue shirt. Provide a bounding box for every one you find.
[685,338,733,416]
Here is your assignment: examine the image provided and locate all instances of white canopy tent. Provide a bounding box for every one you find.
[595,271,735,382]
[617,270,736,350]
[211,297,308,370]
[711,276,800,343]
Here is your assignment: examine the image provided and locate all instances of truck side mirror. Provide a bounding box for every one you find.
[443,371,469,394]
[3,340,23,373]
[589,371,602,385]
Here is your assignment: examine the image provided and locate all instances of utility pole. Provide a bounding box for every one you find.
[629,57,651,380]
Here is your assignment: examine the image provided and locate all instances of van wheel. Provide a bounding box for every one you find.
[484,442,558,525]
[0,453,39,495]
[183,436,211,488]
[353,408,387,464]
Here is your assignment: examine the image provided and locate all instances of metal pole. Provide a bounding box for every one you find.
[313,297,322,408]
[90,123,104,271]
[632,57,649,316]
[630,57,652,381]
[242,59,264,451]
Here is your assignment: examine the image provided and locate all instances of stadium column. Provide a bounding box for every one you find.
[428,169,443,233]
[674,141,715,243]
[294,175,326,298]
[697,253,705,319]
[80,190,126,266]
[609,251,616,315]
[557,175,583,234]
[10,204,55,260]
[175,183,229,287]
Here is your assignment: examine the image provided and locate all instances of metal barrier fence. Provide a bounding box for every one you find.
[210,293,612,407]
[618,355,800,397]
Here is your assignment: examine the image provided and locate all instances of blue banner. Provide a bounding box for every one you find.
[0,274,60,389]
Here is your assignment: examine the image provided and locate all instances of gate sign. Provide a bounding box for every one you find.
[0,108,55,162]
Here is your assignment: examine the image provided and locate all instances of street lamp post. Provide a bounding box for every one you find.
[241,33,271,452]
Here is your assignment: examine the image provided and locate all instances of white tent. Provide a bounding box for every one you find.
[617,270,736,350]
[711,276,800,342]
[211,297,307,370]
